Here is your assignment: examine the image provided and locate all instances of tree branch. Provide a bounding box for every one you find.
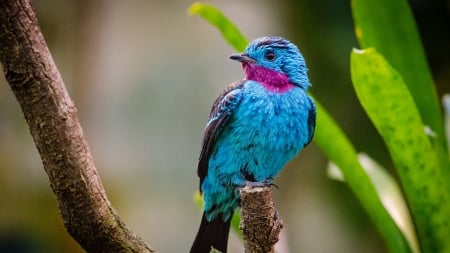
[239,185,283,253]
[0,1,156,252]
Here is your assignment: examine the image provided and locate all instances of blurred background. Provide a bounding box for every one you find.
[0,0,448,252]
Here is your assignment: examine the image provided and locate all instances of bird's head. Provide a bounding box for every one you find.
[230,37,310,90]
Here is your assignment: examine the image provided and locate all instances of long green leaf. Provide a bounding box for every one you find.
[357,154,419,253]
[188,2,248,52]
[351,0,445,153]
[328,153,419,253]
[351,48,450,253]
[314,99,411,253]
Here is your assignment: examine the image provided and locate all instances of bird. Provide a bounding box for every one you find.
[190,36,316,253]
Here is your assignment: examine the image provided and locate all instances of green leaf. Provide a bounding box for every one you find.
[357,154,419,253]
[351,0,446,153]
[193,191,203,209]
[188,2,249,52]
[230,208,241,237]
[351,48,450,253]
[328,153,419,253]
[209,247,222,253]
[314,99,412,253]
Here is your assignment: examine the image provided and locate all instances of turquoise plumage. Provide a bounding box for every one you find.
[191,37,316,253]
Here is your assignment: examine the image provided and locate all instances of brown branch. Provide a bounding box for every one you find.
[239,185,283,253]
[0,1,156,252]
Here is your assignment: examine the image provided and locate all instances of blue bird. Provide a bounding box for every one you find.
[190,36,316,253]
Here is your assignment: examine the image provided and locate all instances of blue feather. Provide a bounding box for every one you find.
[191,36,316,253]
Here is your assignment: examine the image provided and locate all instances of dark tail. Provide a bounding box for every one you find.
[190,212,231,253]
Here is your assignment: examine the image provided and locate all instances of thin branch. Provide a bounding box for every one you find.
[239,185,283,253]
[0,1,156,252]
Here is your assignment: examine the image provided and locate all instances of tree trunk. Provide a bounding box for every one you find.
[0,1,156,252]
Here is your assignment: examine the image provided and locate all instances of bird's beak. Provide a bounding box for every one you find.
[229,53,255,63]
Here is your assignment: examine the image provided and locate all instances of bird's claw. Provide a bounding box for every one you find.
[243,179,278,189]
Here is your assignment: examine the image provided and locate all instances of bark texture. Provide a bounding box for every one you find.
[240,185,283,253]
[0,1,155,252]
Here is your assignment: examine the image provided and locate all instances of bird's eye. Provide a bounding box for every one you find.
[265,51,275,61]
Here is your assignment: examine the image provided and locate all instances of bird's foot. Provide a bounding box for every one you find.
[243,179,278,189]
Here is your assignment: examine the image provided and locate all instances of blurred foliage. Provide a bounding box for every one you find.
[190,1,450,253]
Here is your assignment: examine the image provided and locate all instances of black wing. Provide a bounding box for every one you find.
[304,95,316,147]
[197,81,245,190]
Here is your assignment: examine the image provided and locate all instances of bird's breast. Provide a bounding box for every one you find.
[230,81,311,152]
[206,80,312,184]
